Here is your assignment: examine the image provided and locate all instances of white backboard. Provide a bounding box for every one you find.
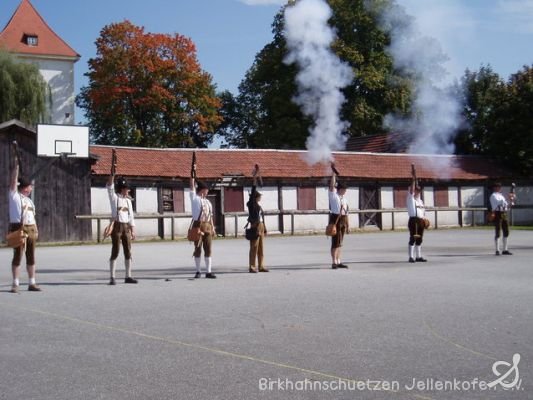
[37,124,89,158]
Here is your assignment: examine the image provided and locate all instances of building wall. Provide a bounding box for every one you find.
[461,186,485,225]
[25,57,76,125]
[243,186,279,211]
[513,186,533,224]
[89,182,533,240]
[381,186,395,229]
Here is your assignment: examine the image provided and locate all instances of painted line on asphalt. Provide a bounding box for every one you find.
[1,303,434,400]
[424,318,498,361]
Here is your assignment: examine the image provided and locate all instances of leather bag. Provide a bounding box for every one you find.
[6,228,27,248]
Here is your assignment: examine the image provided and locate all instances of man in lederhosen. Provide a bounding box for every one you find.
[407,176,427,263]
[107,174,137,285]
[8,144,41,293]
[247,164,268,273]
[329,167,349,269]
[490,182,515,256]
[190,163,216,279]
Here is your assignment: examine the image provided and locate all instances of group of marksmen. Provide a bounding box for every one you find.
[5,144,517,293]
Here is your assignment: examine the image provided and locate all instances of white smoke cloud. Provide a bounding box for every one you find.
[397,0,478,83]
[283,0,353,164]
[379,2,463,162]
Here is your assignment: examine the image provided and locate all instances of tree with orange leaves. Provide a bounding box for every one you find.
[77,20,222,148]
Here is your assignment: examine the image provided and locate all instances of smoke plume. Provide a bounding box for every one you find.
[379,3,463,158]
[283,0,353,164]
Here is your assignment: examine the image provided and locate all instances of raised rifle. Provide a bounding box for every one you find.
[411,163,418,187]
[254,163,263,187]
[331,162,340,176]
[111,148,117,176]
[191,151,197,179]
[12,141,23,176]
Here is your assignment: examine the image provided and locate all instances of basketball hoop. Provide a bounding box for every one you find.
[59,152,76,161]
[37,124,89,159]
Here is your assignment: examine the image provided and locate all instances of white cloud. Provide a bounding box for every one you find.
[497,0,533,33]
[238,0,287,5]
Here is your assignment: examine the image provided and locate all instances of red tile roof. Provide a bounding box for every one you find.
[346,133,409,153]
[0,0,79,59]
[90,146,511,182]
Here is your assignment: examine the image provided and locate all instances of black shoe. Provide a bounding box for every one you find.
[408,257,415,263]
[124,277,138,284]
[415,257,427,262]
[205,273,217,279]
[109,277,116,286]
[337,263,349,268]
[28,284,42,292]
[495,251,501,256]
[331,264,338,269]
[194,272,201,279]
[502,250,513,255]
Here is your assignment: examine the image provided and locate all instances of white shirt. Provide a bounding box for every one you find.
[107,184,135,226]
[329,190,348,215]
[190,191,212,222]
[9,190,36,225]
[490,192,508,212]
[406,192,425,218]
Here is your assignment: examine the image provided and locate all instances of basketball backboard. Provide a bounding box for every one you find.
[37,124,89,158]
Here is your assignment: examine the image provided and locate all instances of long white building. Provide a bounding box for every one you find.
[89,146,531,240]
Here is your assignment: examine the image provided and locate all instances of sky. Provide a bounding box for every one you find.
[1,0,532,125]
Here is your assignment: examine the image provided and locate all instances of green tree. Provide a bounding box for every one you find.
[217,12,310,149]
[217,0,412,149]
[77,20,222,148]
[0,50,50,125]
[487,65,533,174]
[454,65,506,155]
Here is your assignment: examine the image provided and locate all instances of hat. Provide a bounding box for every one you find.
[18,176,32,188]
[493,182,502,188]
[115,177,129,190]
[336,181,347,190]
[196,180,209,191]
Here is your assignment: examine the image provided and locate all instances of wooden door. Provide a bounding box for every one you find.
[360,186,382,228]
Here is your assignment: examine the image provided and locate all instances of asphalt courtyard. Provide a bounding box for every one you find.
[0,228,531,400]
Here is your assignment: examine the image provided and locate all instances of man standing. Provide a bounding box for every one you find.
[490,183,515,256]
[107,173,137,285]
[247,164,268,273]
[328,165,349,269]
[190,157,216,279]
[8,142,41,293]
[407,166,427,263]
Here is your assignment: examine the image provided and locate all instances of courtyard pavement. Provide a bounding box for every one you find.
[0,228,531,400]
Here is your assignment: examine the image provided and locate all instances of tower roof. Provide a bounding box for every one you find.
[0,0,79,60]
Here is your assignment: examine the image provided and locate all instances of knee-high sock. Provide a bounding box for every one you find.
[194,257,201,273]
[205,257,212,273]
[125,259,132,278]
[110,260,116,278]
[415,245,422,259]
[503,237,508,251]
[409,245,415,259]
[495,238,501,252]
